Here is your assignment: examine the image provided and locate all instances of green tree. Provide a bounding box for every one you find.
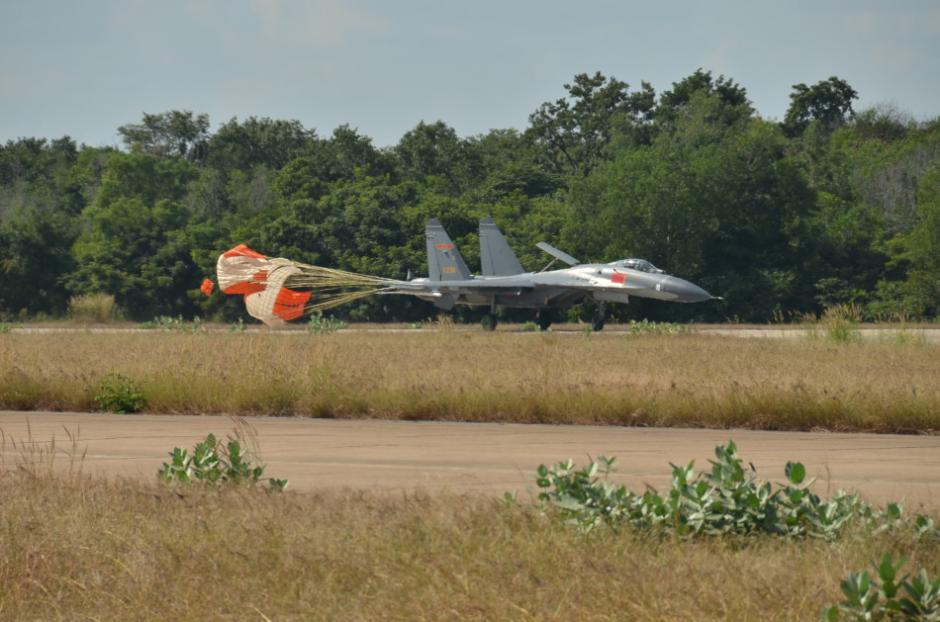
[784,77,858,137]
[898,166,940,315]
[68,152,199,318]
[206,116,315,172]
[0,205,77,316]
[393,121,467,188]
[118,111,210,161]
[566,95,814,321]
[527,72,656,176]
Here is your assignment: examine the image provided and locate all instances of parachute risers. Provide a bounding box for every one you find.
[216,244,311,325]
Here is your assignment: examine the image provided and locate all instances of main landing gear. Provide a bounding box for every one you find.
[592,302,606,332]
[536,310,553,331]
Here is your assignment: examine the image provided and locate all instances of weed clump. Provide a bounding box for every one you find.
[534,441,940,540]
[94,373,146,413]
[68,293,116,324]
[826,554,940,621]
[142,315,205,332]
[627,319,688,336]
[158,433,287,491]
[805,304,863,343]
[307,312,346,334]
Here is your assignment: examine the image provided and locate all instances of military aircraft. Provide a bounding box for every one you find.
[381,218,717,330]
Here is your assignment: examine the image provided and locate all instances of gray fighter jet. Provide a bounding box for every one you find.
[384,218,716,330]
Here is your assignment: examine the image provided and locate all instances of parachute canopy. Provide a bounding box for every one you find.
[216,244,310,325]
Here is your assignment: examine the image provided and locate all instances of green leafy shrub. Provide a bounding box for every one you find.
[69,293,117,323]
[229,318,246,333]
[307,313,347,334]
[534,441,937,539]
[158,433,287,491]
[825,554,940,621]
[0,323,11,334]
[520,321,539,332]
[627,319,688,336]
[94,373,147,413]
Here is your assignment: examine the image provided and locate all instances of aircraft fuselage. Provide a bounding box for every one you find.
[386,262,712,311]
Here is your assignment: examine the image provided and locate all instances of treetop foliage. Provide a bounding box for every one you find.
[2,70,939,323]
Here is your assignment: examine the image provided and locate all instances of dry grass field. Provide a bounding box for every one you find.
[1,331,938,432]
[0,467,936,621]
[3,329,938,619]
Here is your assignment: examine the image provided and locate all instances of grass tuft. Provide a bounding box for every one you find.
[68,293,117,324]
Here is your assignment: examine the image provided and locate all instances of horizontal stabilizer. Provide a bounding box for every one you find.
[536,242,579,266]
[479,217,525,276]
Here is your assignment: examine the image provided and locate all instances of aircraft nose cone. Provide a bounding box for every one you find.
[661,276,713,303]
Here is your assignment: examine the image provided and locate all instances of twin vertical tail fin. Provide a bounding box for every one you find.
[425,217,526,280]
[426,218,471,281]
[479,217,524,276]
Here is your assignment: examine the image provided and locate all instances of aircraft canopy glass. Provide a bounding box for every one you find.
[609,258,664,273]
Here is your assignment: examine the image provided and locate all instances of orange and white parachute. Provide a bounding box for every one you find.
[212,244,398,326]
[216,244,311,325]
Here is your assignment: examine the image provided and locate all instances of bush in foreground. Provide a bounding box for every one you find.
[94,373,146,413]
[534,441,939,540]
[158,433,288,491]
[826,554,940,621]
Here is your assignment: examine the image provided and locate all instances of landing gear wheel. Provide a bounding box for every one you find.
[592,302,606,332]
[536,311,552,331]
[481,313,498,331]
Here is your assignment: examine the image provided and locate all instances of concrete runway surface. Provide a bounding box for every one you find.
[2,411,938,506]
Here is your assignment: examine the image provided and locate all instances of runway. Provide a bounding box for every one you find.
[2,411,938,506]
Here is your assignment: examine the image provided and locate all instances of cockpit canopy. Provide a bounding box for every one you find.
[608,258,664,274]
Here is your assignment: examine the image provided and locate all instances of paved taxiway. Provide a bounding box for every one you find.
[2,412,938,506]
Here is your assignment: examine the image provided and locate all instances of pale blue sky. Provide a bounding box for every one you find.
[2,0,938,147]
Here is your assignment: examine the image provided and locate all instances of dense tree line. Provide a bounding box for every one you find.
[2,70,939,323]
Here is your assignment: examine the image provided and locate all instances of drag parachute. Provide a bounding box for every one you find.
[212,244,398,326]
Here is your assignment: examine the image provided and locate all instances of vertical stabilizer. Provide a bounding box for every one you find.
[479,217,525,276]
[426,219,471,281]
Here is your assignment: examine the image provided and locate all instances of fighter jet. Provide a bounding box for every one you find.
[383,218,717,330]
